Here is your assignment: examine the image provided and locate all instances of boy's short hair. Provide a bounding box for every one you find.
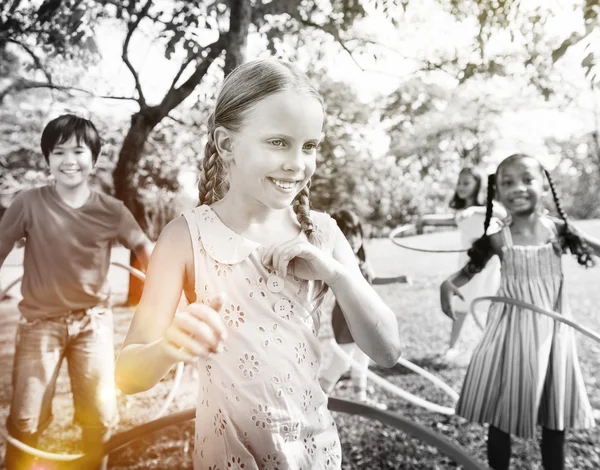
[40,114,102,164]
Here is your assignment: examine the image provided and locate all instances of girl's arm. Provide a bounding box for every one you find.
[326,227,401,368]
[115,217,227,394]
[491,202,507,220]
[440,231,501,319]
[458,204,506,220]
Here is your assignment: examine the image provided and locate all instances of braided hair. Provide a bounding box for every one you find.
[465,154,595,273]
[544,168,594,267]
[465,173,496,274]
[198,125,228,206]
[198,59,324,246]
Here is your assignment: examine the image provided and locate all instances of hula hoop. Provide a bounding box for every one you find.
[0,261,185,460]
[471,296,600,344]
[389,225,468,254]
[0,261,147,301]
[63,399,487,469]
[0,276,21,301]
[331,342,458,415]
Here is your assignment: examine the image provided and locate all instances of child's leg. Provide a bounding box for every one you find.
[67,308,119,470]
[6,320,66,469]
[318,339,354,394]
[487,425,511,470]
[541,428,565,470]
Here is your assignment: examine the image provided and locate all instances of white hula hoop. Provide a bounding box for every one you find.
[0,261,185,460]
[471,296,600,344]
[0,276,21,301]
[0,428,83,461]
[110,261,147,282]
[389,225,468,254]
[331,342,457,416]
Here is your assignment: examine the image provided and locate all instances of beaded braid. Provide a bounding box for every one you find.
[465,173,496,274]
[292,182,324,247]
[544,169,595,267]
[198,130,228,206]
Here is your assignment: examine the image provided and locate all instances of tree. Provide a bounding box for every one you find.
[0,0,104,103]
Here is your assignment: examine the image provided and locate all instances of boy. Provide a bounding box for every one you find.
[0,114,153,469]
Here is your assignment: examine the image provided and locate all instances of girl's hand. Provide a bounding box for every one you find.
[262,235,340,283]
[440,280,464,320]
[160,295,228,363]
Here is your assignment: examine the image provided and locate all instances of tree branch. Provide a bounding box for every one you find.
[8,0,23,15]
[165,114,189,126]
[0,78,138,103]
[159,34,228,117]
[300,19,365,72]
[170,55,195,90]
[6,38,52,83]
[122,0,153,107]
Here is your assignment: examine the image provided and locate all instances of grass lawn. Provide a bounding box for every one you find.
[1,221,599,469]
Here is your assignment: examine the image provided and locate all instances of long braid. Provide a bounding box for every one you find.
[466,173,496,274]
[198,131,228,206]
[482,173,495,236]
[544,169,595,267]
[292,181,324,247]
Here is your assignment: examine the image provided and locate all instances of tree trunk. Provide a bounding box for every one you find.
[112,2,253,305]
[113,109,161,306]
[223,0,252,75]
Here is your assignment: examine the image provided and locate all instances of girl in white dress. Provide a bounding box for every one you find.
[114,59,401,470]
[444,167,505,358]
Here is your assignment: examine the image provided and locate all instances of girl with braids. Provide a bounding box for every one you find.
[443,167,505,359]
[440,154,600,470]
[115,59,401,470]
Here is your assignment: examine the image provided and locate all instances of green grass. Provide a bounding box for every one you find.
[1,221,599,469]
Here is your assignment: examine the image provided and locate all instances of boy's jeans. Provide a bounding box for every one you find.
[4,307,119,469]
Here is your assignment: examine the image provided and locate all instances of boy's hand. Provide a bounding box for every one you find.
[160,294,228,363]
[440,280,464,320]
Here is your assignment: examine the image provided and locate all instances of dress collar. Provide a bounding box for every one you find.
[194,205,262,264]
[193,205,334,265]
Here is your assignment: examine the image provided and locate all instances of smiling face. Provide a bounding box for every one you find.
[224,89,324,210]
[495,156,546,216]
[456,170,479,204]
[47,136,94,190]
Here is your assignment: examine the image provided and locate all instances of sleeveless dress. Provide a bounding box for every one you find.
[182,205,342,470]
[452,207,502,313]
[455,221,595,438]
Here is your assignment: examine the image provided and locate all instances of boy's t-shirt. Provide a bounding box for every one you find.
[0,184,148,320]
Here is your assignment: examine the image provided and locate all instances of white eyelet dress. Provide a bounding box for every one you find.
[455,222,595,438]
[452,206,502,313]
[182,205,343,470]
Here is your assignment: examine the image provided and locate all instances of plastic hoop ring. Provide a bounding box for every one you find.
[0,261,184,460]
[331,342,457,415]
[0,261,147,301]
[471,296,600,344]
[389,225,468,254]
[68,400,488,469]
[0,276,21,301]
